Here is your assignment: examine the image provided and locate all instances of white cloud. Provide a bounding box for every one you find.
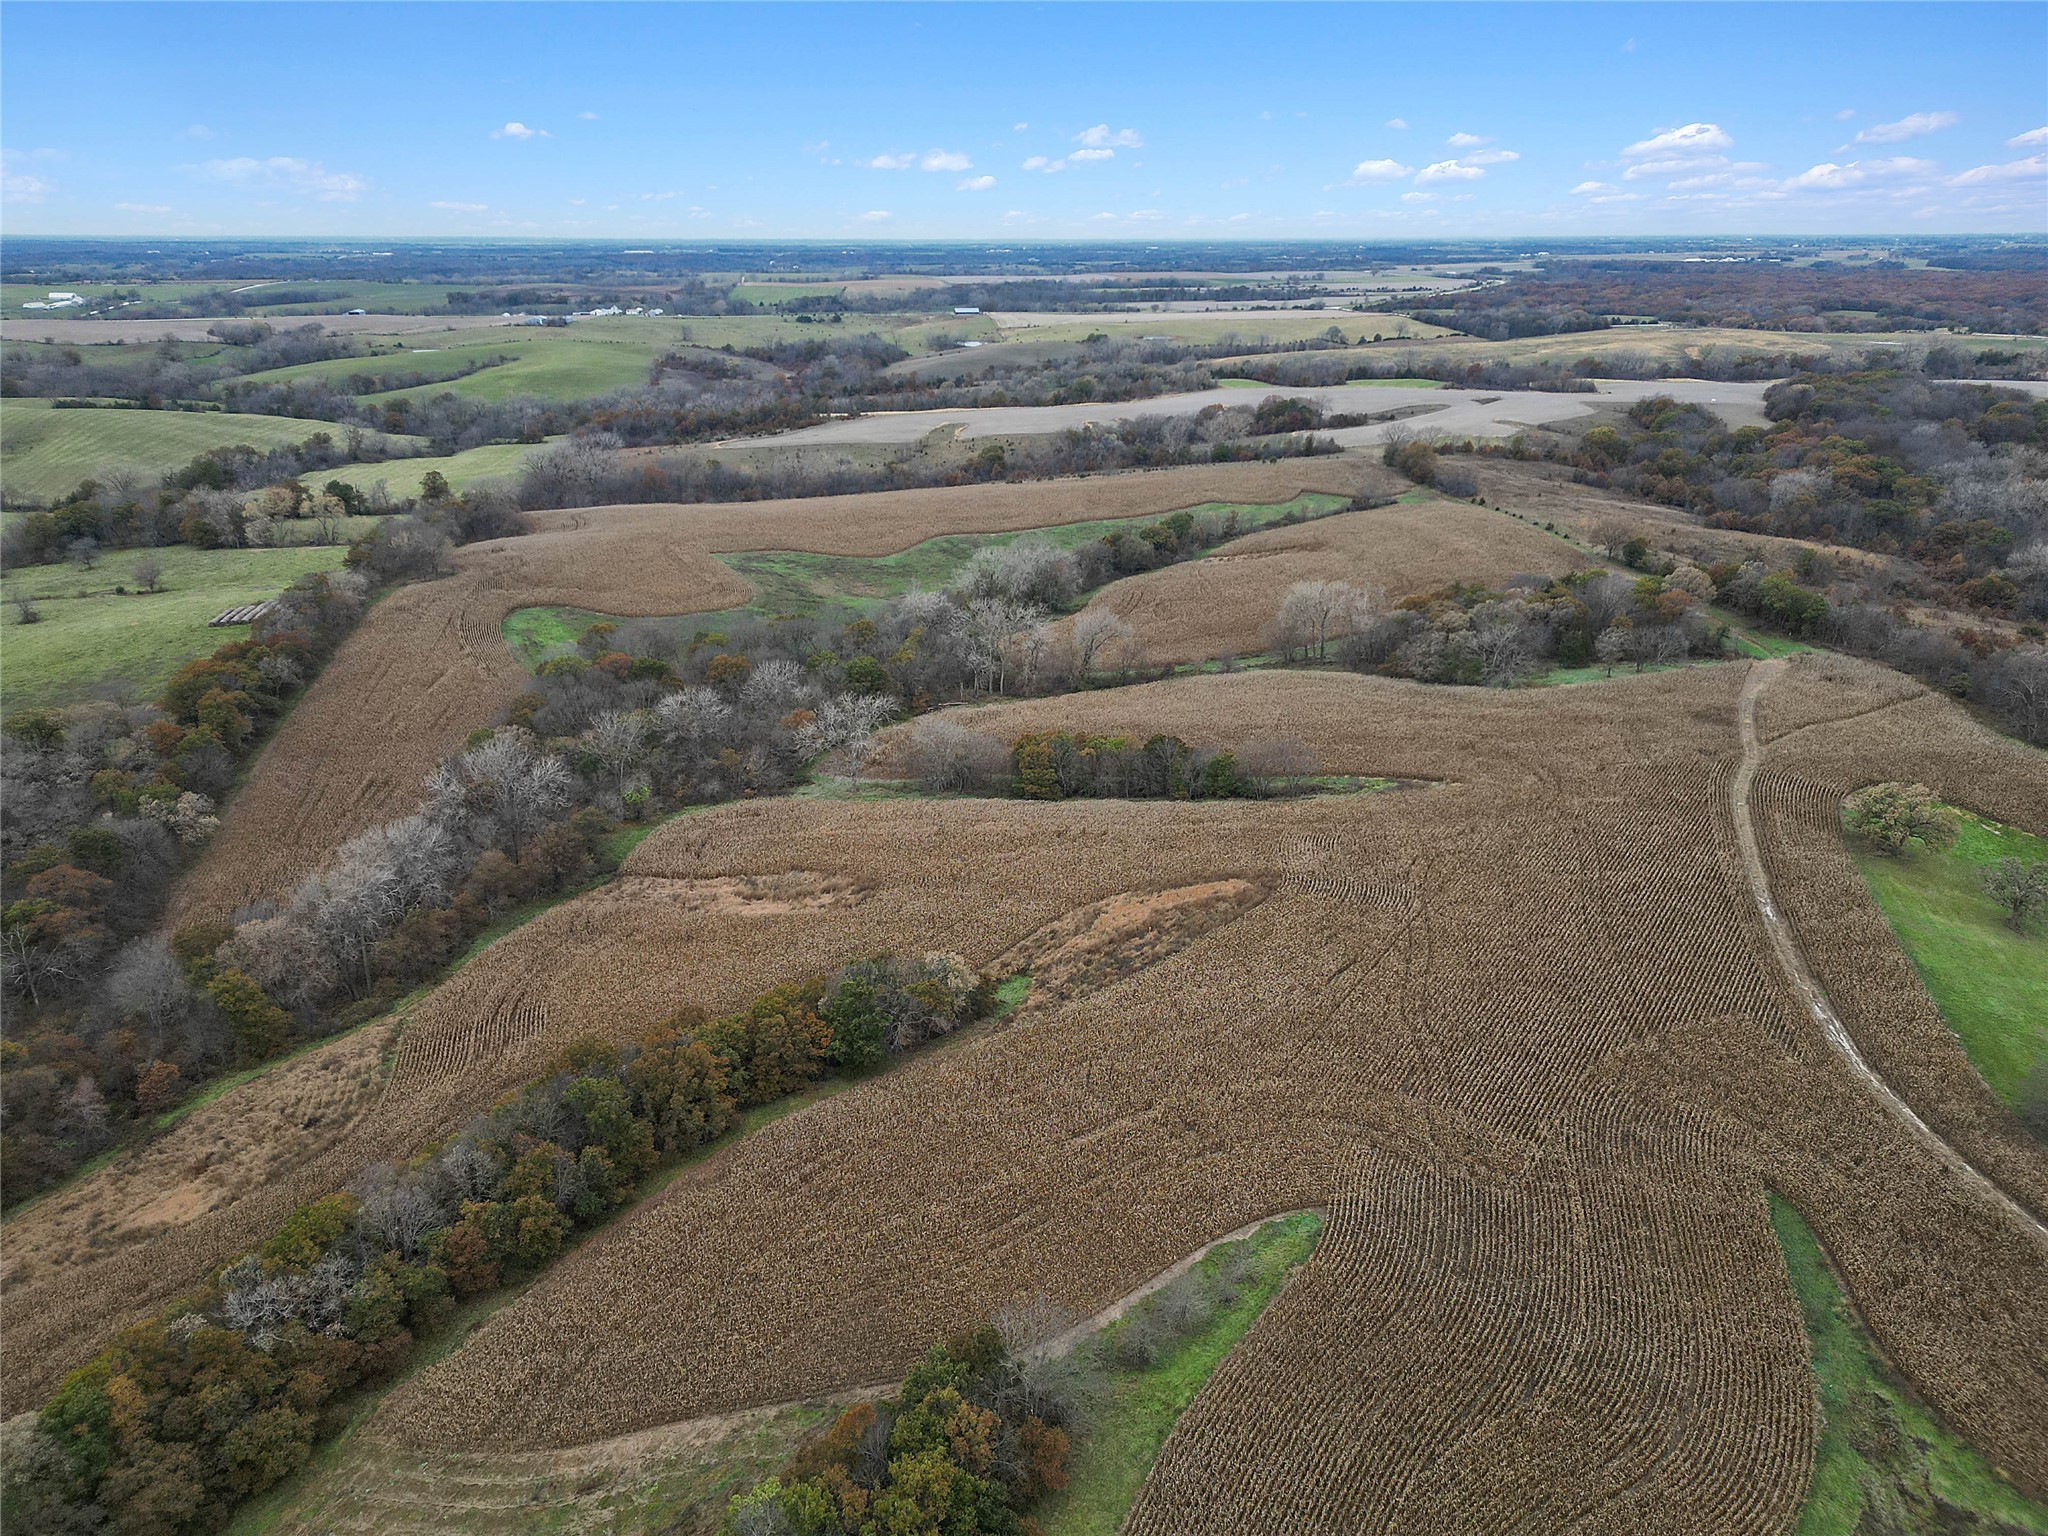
[1022,155,1064,173]
[1090,211,1118,222]
[579,111,599,121]
[1624,155,1733,181]
[1012,121,1029,132]
[1854,111,1958,144]
[863,152,915,170]
[958,174,996,191]
[430,200,488,213]
[1226,211,1252,221]
[1075,124,1143,148]
[1385,118,1408,130]
[1,155,50,202]
[1414,160,1485,185]
[177,124,216,141]
[1345,158,1413,184]
[1623,122,1732,158]
[1835,109,1857,121]
[1461,148,1519,166]
[1951,154,2047,185]
[1068,147,1115,163]
[491,121,548,140]
[1401,191,1436,203]
[1567,178,1648,205]
[1446,132,1490,148]
[1784,156,1937,190]
[200,156,368,201]
[857,209,893,222]
[2006,126,2048,149]
[920,150,973,172]
[113,201,172,214]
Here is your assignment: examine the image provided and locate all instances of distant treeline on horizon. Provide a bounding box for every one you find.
[7,233,2046,285]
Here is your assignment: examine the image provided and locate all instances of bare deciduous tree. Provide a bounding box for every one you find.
[795,693,898,787]
[1073,609,1135,676]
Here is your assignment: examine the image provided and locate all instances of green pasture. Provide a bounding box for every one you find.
[317,440,555,500]
[1852,805,2048,1105]
[1,398,421,506]
[1,544,349,709]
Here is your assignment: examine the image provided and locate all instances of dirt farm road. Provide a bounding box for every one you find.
[1733,659,2048,1244]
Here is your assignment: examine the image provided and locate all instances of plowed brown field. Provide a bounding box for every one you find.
[18,658,2044,1531]
[1056,491,1593,663]
[170,460,1376,921]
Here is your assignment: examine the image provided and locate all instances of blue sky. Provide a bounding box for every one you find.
[4,2,2044,238]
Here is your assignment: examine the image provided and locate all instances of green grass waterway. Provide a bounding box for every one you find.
[1039,1211,1323,1536]
[1770,1195,2047,1533]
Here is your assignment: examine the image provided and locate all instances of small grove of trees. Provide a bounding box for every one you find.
[1269,579,1384,662]
[719,1323,1081,1536]
[1842,783,1961,857]
[1282,563,1729,689]
[4,952,991,1535]
[1005,730,1309,802]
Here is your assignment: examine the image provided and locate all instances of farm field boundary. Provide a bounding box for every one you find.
[1733,660,2047,1241]
[1770,1195,2048,1533]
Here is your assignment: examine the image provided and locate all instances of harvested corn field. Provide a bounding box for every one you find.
[18,659,2042,1535]
[1056,491,1594,663]
[168,459,1376,922]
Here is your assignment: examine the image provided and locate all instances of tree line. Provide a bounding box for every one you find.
[1,491,1357,1205]
[1,505,525,1203]
[3,952,995,1535]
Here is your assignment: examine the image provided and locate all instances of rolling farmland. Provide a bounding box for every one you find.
[1053,488,1594,664]
[4,212,2046,1536]
[166,458,1377,922]
[8,659,2044,1536]
[0,399,412,505]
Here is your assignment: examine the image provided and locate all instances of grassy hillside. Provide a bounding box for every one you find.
[319,440,555,500]
[1852,806,2048,1104]
[1771,1195,2047,1534]
[1,544,348,709]
[233,313,997,408]
[1,399,417,506]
